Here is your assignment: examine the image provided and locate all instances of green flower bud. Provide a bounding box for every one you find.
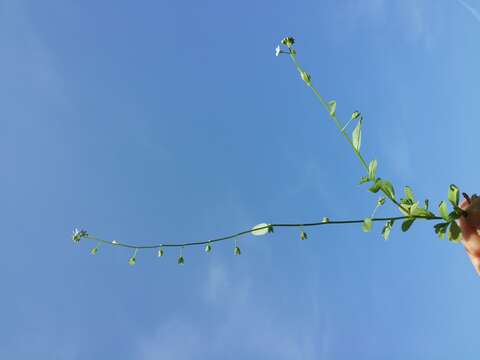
[281,37,295,47]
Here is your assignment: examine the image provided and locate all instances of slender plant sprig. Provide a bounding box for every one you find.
[276,36,468,242]
[72,36,475,265]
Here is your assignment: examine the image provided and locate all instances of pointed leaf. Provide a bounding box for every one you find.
[351,111,361,120]
[352,118,362,152]
[368,160,377,180]
[448,221,462,242]
[91,247,99,256]
[438,201,449,221]
[379,179,395,200]
[401,218,415,232]
[328,100,336,116]
[448,184,459,207]
[177,256,185,264]
[434,222,449,240]
[404,186,414,201]
[128,257,136,266]
[300,231,308,241]
[234,246,241,256]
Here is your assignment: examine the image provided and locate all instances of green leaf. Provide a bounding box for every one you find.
[378,179,395,199]
[448,184,459,207]
[91,247,99,256]
[368,179,382,193]
[128,257,136,266]
[158,248,164,257]
[448,221,462,242]
[267,225,274,233]
[448,210,462,221]
[368,160,377,180]
[300,71,311,84]
[398,203,411,216]
[177,256,185,264]
[409,203,435,218]
[251,223,270,236]
[300,231,308,240]
[401,218,415,232]
[205,243,212,253]
[377,197,386,206]
[438,201,449,221]
[234,246,241,256]
[322,217,330,223]
[404,186,414,201]
[362,218,373,232]
[359,176,370,185]
[351,111,361,120]
[328,100,336,116]
[352,118,362,152]
[424,199,429,210]
[382,219,394,240]
[434,222,449,240]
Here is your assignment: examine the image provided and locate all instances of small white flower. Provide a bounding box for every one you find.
[275,45,281,57]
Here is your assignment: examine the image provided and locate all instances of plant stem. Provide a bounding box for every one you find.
[82,214,443,250]
[288,50,409,214]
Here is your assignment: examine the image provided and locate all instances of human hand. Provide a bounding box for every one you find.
[459,195,480,274]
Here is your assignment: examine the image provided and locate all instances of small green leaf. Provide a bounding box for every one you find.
[378,179,395,200]
[448,221,462,242]
[368,160,377,180]
[300,71,311,84]
[377,197,386,206]
[362,218,373,232]
[128,257,136,266]
[424,199,429,210]
[359,176,370,185]
[434,222,449,240]
[251,223,270,236]
[401,218,415,232]
[177,256,185,265]
[205,243,212,253]
[382,219,394,240]
[351,111,360,120]
[448,210,462,221]
[328,100,336,116]
[438,201,449,221]
[409,203,435,218]
[234,246,241,256]
[352,118,362,152]
[368,179,382,193]
[300,231,308,240]
[448,184,459,207]
[91,247,99,256]
[158,248,164,257]
[322,217,330,223]
[404,186,414,201]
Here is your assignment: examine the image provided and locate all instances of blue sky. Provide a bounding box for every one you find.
[2,0,480,358]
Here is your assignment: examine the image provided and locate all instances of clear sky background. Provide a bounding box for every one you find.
[2,0,480,358]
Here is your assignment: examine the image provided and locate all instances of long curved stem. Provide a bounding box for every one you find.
[81,214,443,250]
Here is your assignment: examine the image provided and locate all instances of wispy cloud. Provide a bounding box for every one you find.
[456,0,480,23]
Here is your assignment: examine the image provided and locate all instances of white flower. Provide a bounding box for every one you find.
[275,45,281,57]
